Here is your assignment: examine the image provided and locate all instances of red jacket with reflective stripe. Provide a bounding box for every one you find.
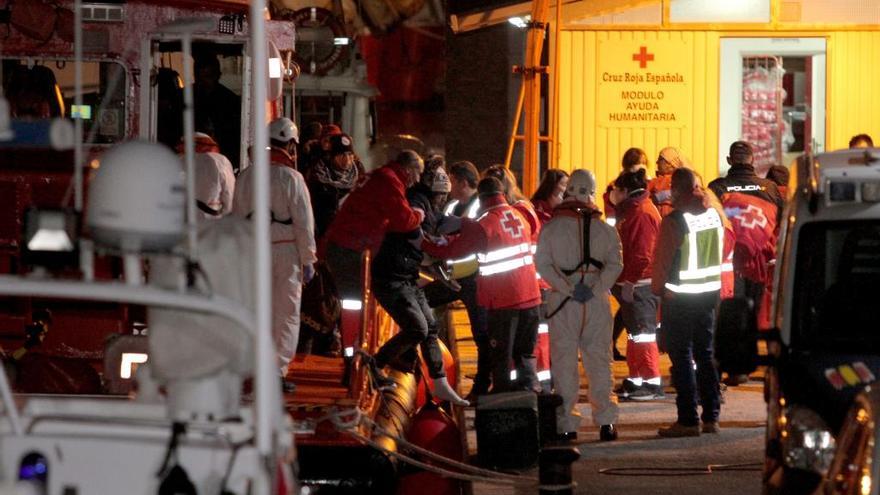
[324,162,422,254]
[615,190,661,284]
[708,166,783,285]
[512,199,547,289]
[512,199,541,244]
[424,193,541,310]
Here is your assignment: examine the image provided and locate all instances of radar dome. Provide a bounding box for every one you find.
[87,140,185,252]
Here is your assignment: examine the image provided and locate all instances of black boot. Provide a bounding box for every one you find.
[600,424,618,442]
[518,356,542,393]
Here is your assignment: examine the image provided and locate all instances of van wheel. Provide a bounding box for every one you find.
[764,463,822,495]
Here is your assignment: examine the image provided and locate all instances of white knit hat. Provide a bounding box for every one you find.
[431,167,451,193]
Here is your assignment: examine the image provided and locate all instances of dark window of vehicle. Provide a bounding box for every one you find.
[793,221,880,350]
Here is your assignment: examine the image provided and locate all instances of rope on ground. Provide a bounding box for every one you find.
[319,406,576,490]
[598,462,763,477]
[345,427,530,486]
[359,414,536,482]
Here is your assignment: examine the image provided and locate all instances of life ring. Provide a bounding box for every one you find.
[283,7,348,76]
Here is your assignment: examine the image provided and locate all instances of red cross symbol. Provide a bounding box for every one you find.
[632,46,654,68]
[500,210,524,239]
[736,204,768,230]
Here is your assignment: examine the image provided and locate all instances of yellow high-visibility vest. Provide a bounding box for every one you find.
[664,209,724,294]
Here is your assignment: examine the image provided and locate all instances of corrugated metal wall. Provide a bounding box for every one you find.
[827,31,880,150]
[558,28,880,201]
[558,30,721,198]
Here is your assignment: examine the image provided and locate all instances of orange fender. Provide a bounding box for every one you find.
[396,403,464,495]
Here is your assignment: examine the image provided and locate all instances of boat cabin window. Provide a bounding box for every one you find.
[153,42,244,171]
[2,58,127,144]
[295,93,346,129]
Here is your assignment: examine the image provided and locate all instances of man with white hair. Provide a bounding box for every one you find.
[535,169,623,442]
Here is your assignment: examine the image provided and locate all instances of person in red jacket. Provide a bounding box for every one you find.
[603,148,649,361]
[608,168,663,401]
[483,165,542,245]
[483,165,550,389]
[323,149,425,280]
[423,177,543,394]
[322,150,425,363]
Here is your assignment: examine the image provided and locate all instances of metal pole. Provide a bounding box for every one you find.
[181,34,198,261]
[73,0,83,211]
[505,83,527,169]
[549,0,562,169]
[0,362,22,436]
[522,0,549,196]
[249,0,275,460]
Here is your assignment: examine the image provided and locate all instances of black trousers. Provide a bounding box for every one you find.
[325,242,364,300]
[424,274,491,393]
[373,279,445,379]
[487,305,540,393]
[734,276,765,319]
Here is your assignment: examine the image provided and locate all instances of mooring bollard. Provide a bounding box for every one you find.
[538,445,580,495]
[537,393,564,446]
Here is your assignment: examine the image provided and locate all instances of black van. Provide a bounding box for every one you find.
[716,148,880,494]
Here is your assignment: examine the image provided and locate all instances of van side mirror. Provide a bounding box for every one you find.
[714,297,758,376]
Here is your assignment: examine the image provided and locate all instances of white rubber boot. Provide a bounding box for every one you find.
[432,376,470,406]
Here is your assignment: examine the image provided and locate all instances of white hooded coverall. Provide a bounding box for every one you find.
[195,151,236,218]
[233,159,316,376]
[535,210,623,432]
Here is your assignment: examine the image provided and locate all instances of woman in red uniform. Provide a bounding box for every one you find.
[604,148,648,360]
[609,169,663,400]
[531,169,569,225]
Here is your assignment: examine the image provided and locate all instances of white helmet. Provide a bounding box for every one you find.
[268,117,298,144]
[87,140,185,252]
[566,169,596,203]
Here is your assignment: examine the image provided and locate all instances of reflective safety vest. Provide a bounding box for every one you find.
[474,201,541,309]
[443,198,481,219]
[444,197,481,279]
[665,208,725,294]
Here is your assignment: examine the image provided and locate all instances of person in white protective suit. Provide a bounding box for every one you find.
[177,132,236,219]
[535,169,623,442]
[233,118,316,390]
[194,150,235,219]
